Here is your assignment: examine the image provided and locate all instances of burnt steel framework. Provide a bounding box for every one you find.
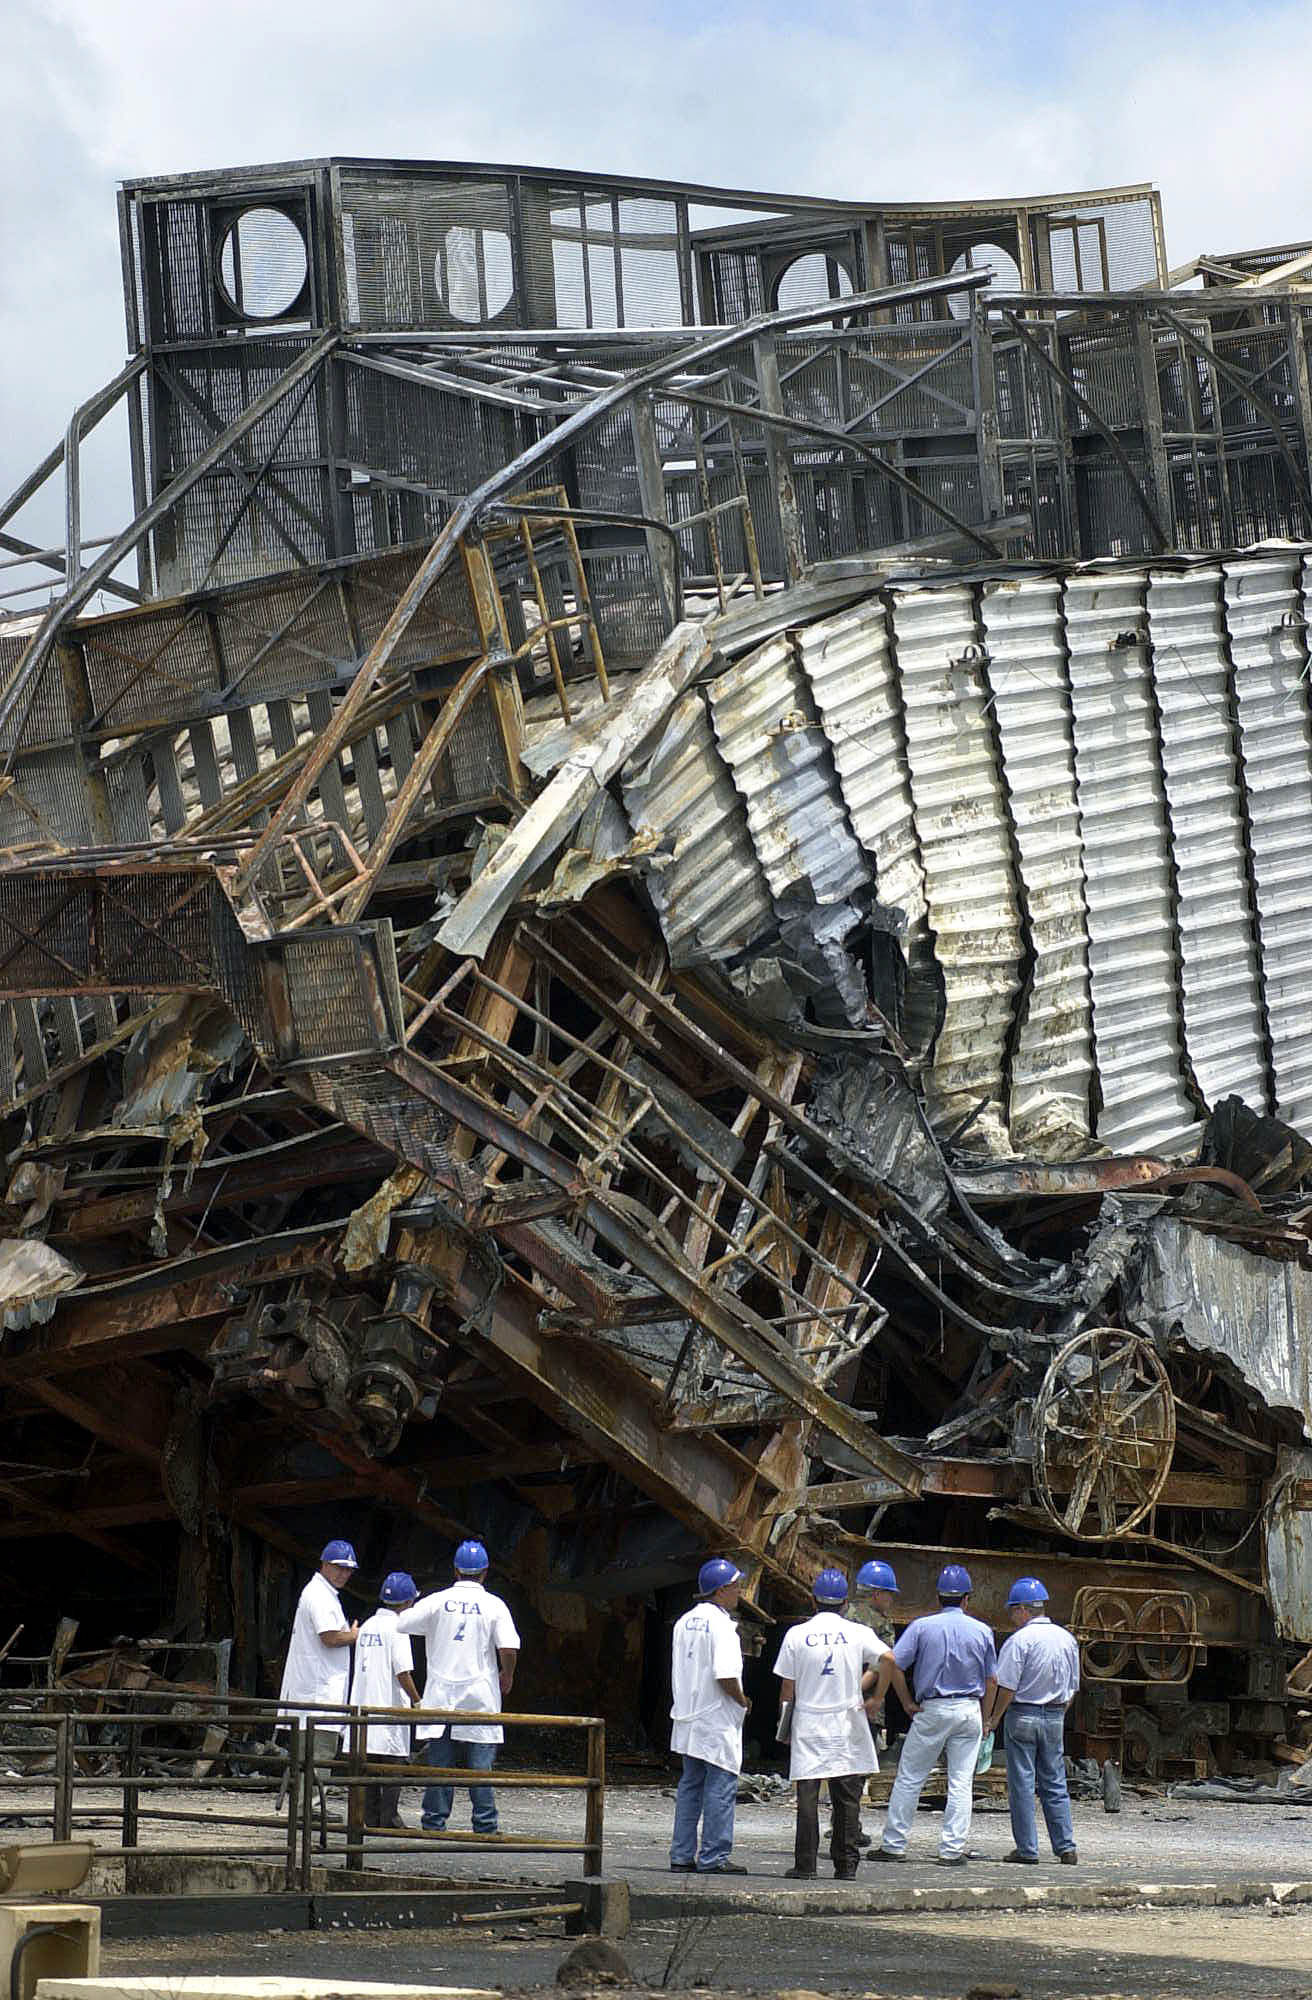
[2,160,1312,1778]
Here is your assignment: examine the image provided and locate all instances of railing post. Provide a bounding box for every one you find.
[583,1719,605,1878]
[122,1702,139,1852]
[752,334,805,583]
[284,1719,301,1892]
[345,1713,366,1873]
[629,393,680,632]
[53,1713,73,1841]
[299,1722,315,1891]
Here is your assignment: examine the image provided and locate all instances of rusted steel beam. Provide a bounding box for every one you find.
[0,1475,156,1570]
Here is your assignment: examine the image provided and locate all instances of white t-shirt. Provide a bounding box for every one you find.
[773,1611,887,1781]
[669,1600,745,1775]
[398,1580,521,1744]
[349,1607,415,1755]
[278,1572,352,1724]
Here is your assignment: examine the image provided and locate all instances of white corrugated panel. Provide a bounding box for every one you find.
[890,583,1024,1128]
[1146,566,1267,1112]
[1064,571,1200,1154]
[793,598,927,932]
[620,688,775,967]
[978,577,1093,1152]
[706,634,871,912]
[1224,553,1312,1130]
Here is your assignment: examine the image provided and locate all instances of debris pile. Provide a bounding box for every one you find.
[1,158,1312,1771]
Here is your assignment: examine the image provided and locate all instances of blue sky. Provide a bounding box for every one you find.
[3,0,1310,566]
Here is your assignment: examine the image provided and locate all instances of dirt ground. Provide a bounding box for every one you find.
[103,1903,1312,1999]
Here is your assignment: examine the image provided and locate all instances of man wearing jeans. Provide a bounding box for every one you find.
[668,1558,751,1875]
[983,1576,1080,1866]
[398,1540,520,1835]
[869,1562,997,1867]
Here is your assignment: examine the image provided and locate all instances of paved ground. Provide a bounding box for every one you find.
[8,1772,1312,1895]
[102,1903,1312,1998]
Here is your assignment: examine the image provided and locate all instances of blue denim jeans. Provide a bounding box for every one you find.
[1004,1704,1075,1859]
[670,1754,738,1870]
[421,1729,498,1833]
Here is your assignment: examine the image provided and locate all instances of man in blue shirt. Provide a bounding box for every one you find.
[983,1576,1080,1865]
[868,1562,997,1866]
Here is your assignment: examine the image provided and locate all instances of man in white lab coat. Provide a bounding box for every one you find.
[773,1568,888,1879]
[398,1539,520,1834]
[668,1556,751,1875]
[276,1537,360,1801]
[349,1569,420,1829]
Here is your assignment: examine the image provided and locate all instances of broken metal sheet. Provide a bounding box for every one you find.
[1132,1215,1312,1435]
[0,1238,82,1329]
[706,633,873,915]
[1064,572,1203,1157]
[1146,566,1268,1113]
[979,576,1093,1156]
[1264,1446,1312,1642]
[438,620,711,958]
[1226,553,1312,1132]
[620,688,775,966]
[891,583,1024,1143]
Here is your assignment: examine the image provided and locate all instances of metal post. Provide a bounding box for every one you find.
[628,394,679,630]
[284,1719,301,1892]
[299,1723,315,1891]
[752,333,806,583]
[53,1715,73,1841]
[583,1719,605,1878]
[345,1713,366,1873]
[122,1707,139,1851]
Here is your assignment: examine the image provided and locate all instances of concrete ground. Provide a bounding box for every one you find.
[100,1903,1312,1999]
[7,1771,1312,1895]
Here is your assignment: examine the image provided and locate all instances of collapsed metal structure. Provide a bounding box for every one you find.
[4,159,1312,1777]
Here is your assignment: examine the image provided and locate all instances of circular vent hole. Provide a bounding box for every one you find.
[774,252,854,320]
[218,208,308,320]
[435,226,514,323]
[947,242,1023,317]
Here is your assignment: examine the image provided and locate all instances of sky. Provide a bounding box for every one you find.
[3,0,1311,568]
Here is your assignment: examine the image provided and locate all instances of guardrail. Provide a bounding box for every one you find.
[0,1691,604,1890]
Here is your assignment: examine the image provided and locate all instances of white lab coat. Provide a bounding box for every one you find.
[773,1611,886,1781]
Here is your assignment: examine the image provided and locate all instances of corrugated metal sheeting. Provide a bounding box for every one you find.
[620,548,1312,1158]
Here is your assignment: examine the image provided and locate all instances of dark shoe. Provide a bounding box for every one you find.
[669,1861,696,1873]
[855,1831,872,1847]
[784,1865,816,1879]
[1004,1849,1039,1864]
[936,1853,969,1866]
[699,1861,748,1874]
[1058,1848,1078,1866]
[834,1867,858,1880]
[869,1847,906,1863]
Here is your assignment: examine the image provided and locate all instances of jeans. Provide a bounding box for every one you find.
[421,1729,498,1833]
[795,1772,863,1874]
[670,1754,738,1870]
[880,1696,982,1859]
[1004,1704,1075,1859]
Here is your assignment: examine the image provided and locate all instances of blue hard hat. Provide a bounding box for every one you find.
[937,1563,973,1597]
[320,1539,358,1568]
[455,1539,489,1574]
[380,1570,418,1605]
[813,1568,848,1604]
[856,1560,900,1594]
[1006,1575,1049,1608]
[698,1557,743,1595]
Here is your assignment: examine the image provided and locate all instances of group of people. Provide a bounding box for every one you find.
[277,1536,519,1831]
[670,1555,1080,1876]
[278,1531,1080,1871]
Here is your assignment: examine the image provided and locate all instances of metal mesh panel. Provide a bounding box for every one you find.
[0,877,94,987]
[154,199,215,343]
[1044,198,1159,290]
[214,575,356,702]
[702,247,764,323]
[342,363,534,496]
[81,606,220,730]
[1063,323,1142,433]
[547,189,681,329]
[0,751,93,850]
[573,404,643,514]
[95,870,219,987]
[428,681,510,805]
[277,931,386,1058]
[586,548,668,666]
[338,173,519,331]
[0,648,73,756]
[351,548,481,667]
[1077,454,1156,557]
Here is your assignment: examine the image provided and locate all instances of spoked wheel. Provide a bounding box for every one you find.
[1035,1328,1175,1541]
